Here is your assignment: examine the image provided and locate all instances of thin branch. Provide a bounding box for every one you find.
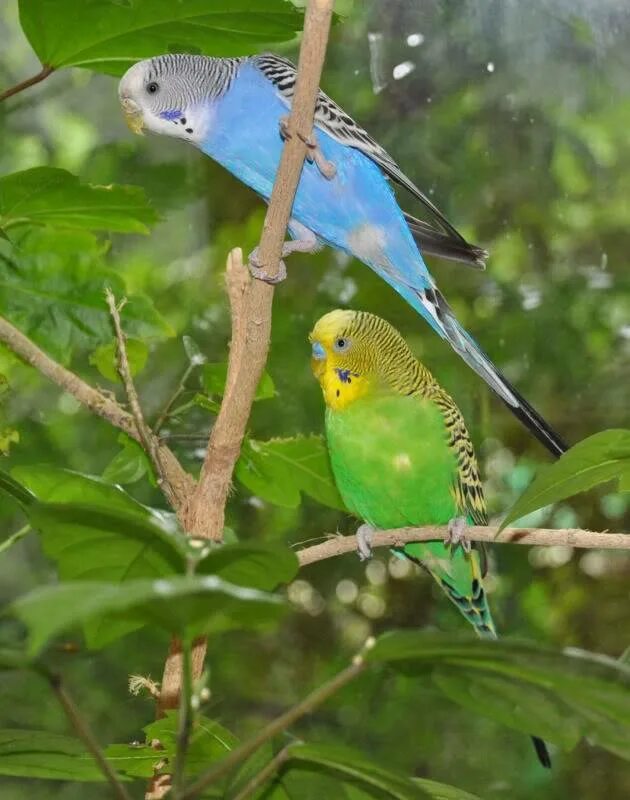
[154,362,198,434]
[296,525,630,567]
[105,288,169,491]
[47,672,132,800]
[231,745,292,800]
[0,313,195,512]
[172,638,194,798]
[0,64,54,102]
[0,524,31,555]
[180,641,370,800]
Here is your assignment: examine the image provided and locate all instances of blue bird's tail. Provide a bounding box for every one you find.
[414,285,567,458]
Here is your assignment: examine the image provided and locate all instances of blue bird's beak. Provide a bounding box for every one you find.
[311,341,326,361]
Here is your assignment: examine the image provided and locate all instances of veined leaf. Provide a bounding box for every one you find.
[18,0,304,76]
[501,430,630,529]
[0,730,105,781]
[90,338,149,383]
[236,435,346,510]
[12,575,285,656]
[0,167,158,234]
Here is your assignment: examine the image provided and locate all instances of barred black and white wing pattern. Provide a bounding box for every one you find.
[251,53,486,268]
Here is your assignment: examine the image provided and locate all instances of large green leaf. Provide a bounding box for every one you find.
[0,228,172,363]
[12,575,285,657]
[367,632,630,757]
[501,430,630,528]
[285,743,433,800]
[0,168,158,234]
[0,730,105,781]
[106,711,238,779]
[18,0,303,76]
[236,435,346,510]
[197,542,299,591]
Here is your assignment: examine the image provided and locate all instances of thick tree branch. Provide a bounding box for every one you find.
[0,64,54,102]
[184,0,335,542]
[296,525,630,567]
[0,314,194,512]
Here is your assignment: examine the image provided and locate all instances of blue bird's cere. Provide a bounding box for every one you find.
[118,52,566,457]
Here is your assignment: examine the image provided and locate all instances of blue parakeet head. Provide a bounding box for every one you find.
[118,54,240,143]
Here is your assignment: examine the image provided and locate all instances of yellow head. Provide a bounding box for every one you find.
[309,309,428,411]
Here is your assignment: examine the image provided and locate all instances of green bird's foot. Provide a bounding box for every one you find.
[279,115,337,180]
[356,524,376,562]
[445,516,472,554]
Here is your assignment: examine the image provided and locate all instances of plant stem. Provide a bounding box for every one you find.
[180,658,365,800]
[231,745,292,800]
[154,362,197,434]
[0,524,31,555]
[47,672,132,800]
[0,65,54,102]
[172,637,194,797]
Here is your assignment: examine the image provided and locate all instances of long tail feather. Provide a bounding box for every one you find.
[419,287,567,458]
[403,212,488,269]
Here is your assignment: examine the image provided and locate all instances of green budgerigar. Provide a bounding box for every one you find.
[309,308,550,768]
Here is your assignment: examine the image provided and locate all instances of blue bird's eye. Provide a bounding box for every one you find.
[311,341,326,360]
[333,337,350,353]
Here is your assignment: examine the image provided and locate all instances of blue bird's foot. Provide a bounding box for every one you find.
[445,516,471,554]
[279,115,337,180]
[356,524,376,562]
[247,247,288,285]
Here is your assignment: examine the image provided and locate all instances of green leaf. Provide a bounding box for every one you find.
[0,427,19,456]
[501,430,630,529]
[202,362,275,402]
[0,469,35,508]
[0,167,158,234]
[12,575,285,656]
[236,435,346,510]
[0,730,105,781]
[619,470,630,492]
[367,632,630,756]
[286,743,432,799]
[106,711,237,779]
[0,228,172,364]
[102,433,153,485]
[197,542,299,591]
[18,0,303,76]
[412,779,483,800]
[90,338,149,383]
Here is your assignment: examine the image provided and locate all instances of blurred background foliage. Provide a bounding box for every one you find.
[0,0,629,798]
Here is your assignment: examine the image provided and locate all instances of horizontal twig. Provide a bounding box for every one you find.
[0,64,54,102]
[296,525,630,567]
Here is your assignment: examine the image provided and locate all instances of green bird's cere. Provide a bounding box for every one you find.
[309,308,551,768]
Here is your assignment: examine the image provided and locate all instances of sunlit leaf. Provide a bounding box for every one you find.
[102,433,153,486]
[13,575,285,656]
[501,430,630,529]
[106,711,237,779]
[18,0,304,76]
[0,228,172,364]
[0,168,158,234]
[236,435,345,510]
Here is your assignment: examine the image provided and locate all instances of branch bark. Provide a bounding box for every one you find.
[0,314,194,511]
[0,65,54,102]
[296,525,630,567]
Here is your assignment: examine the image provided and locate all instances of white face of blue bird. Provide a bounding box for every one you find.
[118,55,217,145]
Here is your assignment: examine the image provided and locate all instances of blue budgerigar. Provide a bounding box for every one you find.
[118,53,566,457]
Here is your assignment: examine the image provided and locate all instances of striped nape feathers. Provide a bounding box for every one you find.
[118,54,243,142]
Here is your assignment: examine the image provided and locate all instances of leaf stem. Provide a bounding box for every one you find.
[0,524,31,555]
[154,362,197,434]
[0,65,54,102]
[172,637,194,797]
[231,744,292,800]
[46,672,132,800]
[180,651,367,800]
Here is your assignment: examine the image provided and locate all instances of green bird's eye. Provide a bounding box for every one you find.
[334,337,350,352]
[146,81,159,95]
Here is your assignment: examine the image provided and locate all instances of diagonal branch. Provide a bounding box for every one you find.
[0,313,194,512]
[296,525,630,567]
[0,64,54,102]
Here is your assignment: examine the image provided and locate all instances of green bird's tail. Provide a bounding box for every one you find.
[398,540,552,769]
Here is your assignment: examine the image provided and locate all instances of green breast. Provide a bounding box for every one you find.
[325,392,459,529]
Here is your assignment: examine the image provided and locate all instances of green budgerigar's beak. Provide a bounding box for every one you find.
[120,97,144,135]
